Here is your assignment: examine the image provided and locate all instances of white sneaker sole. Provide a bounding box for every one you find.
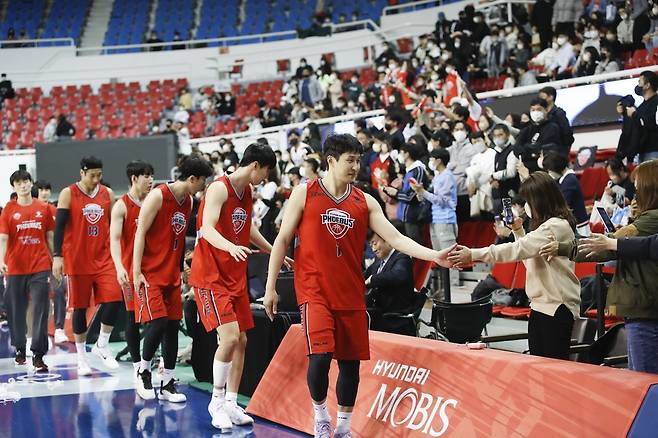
[158,392,186,403]
[137,389,155,401]
[78,366,92,376]
[91,346,119,370]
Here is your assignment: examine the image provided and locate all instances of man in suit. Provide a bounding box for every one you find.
[364,230,418,335]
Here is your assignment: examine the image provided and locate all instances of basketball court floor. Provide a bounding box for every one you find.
[0,326,308,437]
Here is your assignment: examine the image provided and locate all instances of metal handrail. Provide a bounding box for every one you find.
[75,19,382,55]
[0,37,75,48]
[383,0,448,16]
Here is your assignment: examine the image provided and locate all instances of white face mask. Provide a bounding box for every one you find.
[524,203,532,219]
[299,166,306,177]
[397,153,406,164]
[557,37,567,46]
[429,161,437,171]
[453,130,467,143]
[551,41,559,50]
[372,142,382,153]
[530,110,545,123]
[493,137,507,147]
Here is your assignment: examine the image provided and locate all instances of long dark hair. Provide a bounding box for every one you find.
[519,171,576,231]
[634,160,658,214]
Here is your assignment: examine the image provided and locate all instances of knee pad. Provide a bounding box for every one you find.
[72,309,87,334]
[337,360,360,407]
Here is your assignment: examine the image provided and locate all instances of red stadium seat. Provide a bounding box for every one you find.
[277,59,290,73]
[50,85,64,97]
[397,38,413,54]
[5,133,19,150]
[175,78,188,90]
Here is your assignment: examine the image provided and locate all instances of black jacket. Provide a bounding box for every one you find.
[547,105,574,149]
[634,94,658,154]
[513,119,563,171]
[364,250,415,314]
[616,112,639,162]
[617,234,658,261]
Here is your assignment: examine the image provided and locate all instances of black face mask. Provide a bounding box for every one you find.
[290,138,299,145]
[635,85,645,97]
[385,123,394,130]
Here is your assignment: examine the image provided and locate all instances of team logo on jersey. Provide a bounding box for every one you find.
[82,203,104,225]
[232,207,248,234]
[321,208,354,240]
[35,211,43,218]
[12,213,21,220]
[171,212,187,235]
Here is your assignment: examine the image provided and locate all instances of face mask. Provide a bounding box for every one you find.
[223,159,232,168]
[517,43,524,50]
[530,110,545,123]
[358,95,366,103]
[474,17,482,23]
[606,34,615,41]
[351,77,358,83]
[441,53,450,61]
[429,161,437,171]
[551,41,558,50]
[478,121,489,131]
[557,37,567,46]
[336,102,345,109]
[431,73,439,81]
[300,62,306,67]
[635,84,645,97]
[225,95,231,101]
[454,42,461,48]
[585,30,598,39]
[388,95,396,104]
[299,167,306,177]
[524,203,532,219]
[222,145,231,153]
[583,52,592,62]
[493,137,506,147]
[388,63,397,70]
[453,130,467,143]
[372,142,382,153]
[412,60,419,67]
[281,152,290,162]
[439,42,447,49]
[620,13,627,20]
[397,153,406,164]
[512,206,523,218]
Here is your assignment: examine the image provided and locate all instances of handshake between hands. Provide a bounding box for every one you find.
[434,244,473,270]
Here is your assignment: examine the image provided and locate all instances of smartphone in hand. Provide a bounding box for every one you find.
[502,198,514,224]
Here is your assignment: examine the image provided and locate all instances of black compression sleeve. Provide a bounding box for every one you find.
[54,208,70,256]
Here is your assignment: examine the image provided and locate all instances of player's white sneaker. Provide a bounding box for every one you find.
[136,369,155,400]
[54,329,68,344]
[91,344,119,369]
[77,357,92,376]
[158,379,186,403]
[208,399,233,432]
[223,402,254,426]
[314,419,332,438]
[25,338,33,357]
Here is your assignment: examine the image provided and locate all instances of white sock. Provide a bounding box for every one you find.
[97,331,111,348]
[161,368,174,384]
[313,401,331,422]
[76,342,87,360]
[212,360,231,401]
[139,359,151,373]
[335,411,352,433]
[225,391,238,405]
[132,362,140,372]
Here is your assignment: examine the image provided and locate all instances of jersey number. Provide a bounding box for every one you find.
[88,225,99,236]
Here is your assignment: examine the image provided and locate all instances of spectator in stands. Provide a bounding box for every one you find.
[545,160,658,373]
[217,92,235,119]
[595,44,621,75]
[288,129,309,167]
[552,0,584,37]
[373,111,405,150]
[0,73,15,103]
[254,167,280,244]
[287,166,302,188]
[1,28,17,48]
[178,88,192,111]
[633,70,658,162]
[303,123,322,153]
[381,142,428,243]
[531,0,554,50]
[344,73,363,103]
[633,1,652,48]
[43,116,57,143]
[299,67,323,107]
[575,46,600,77]
[615,94,638,162]
[364,230,417,335]
[146,31,163,51]
[466,131,496,218]
[294,58,311,79]
[617,8,635,52]
[55,115,75,141]
[514,98,562,171]
[485,28,509,78]
[411,148,459,289]
[548,33,576,79]
[302,157,320,182]
[538,86,574,149]
[446,121,477,222]
[601,157,635,212]
[540,151,590,236]
[172,31,184,50]
[450,172,581,361]
[370,134,394,191]
[642,5,658,53]
[516,63,538,87]
[490,124,520,214]
[173,113,191,155]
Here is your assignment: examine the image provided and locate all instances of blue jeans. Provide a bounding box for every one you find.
[625,319,658,374]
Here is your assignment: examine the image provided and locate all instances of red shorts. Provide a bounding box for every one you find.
[121,283,135,312]
[300,301,370,361]
[135,284,182,323]
[193,287,254,333]
[65,270,122,309]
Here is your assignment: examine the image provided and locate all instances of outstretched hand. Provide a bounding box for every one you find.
[578,233,616,258]
[434,243,457,268]
[539,233,558,261]
[447,245,472,269]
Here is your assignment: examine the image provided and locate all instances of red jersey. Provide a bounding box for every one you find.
[189,176,252,295]
[294,179,369,310]
[47,203,57,222]
[141,184,192,287]
[120,193,141,273]
[370,154,392,189]
[63,183,113,275]
[0,199,54,275]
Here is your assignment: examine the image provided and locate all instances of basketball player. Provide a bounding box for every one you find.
[0,170,54,371]
[264,134,455,438]
[109,160,154,393]
[133,156,213,402]
[189,143,292,431]
[52,156,122,376]
[34,179,68,345]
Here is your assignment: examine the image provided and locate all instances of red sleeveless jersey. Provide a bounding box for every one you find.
[63,183,113,275]
[141,184,192,287]
[120,193,141,273]
[294,179,369,310]
[189,176,252,295]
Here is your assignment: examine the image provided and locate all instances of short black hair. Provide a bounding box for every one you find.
[606,156,628,175]
[304,158,320,173]
[640,70,658,91]
[177,156,214,181]
[492,123,510,135]
[541,151,569,173]
[240,142,277,170]
[34,179,52,190]
[287,166,301,178]
[80,156,103,170]
[10,169,32,186]
[126,160,155,184]
[401,142,424,161]
[323,134,363,163]
[538,86,557,100]
[430,148,450,166]
[529,97,549,109]
[453,105,470,121]
[453,120,472,133]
